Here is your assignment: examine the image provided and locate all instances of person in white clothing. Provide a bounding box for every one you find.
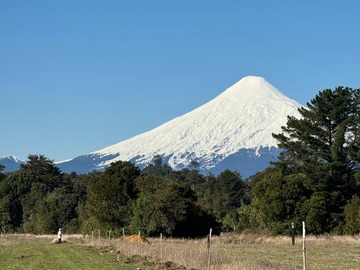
[57,228,62,244]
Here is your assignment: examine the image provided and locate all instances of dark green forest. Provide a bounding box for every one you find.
[0,87,359,236]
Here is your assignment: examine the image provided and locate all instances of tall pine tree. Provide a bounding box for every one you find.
[272,86,359,231]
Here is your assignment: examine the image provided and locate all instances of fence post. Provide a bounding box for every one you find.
[137,230,141,250]
[302,221,306,270]
[123,228,125,249]
[98,229,101,243]
[207,228,212,270]
[160,233,163,260]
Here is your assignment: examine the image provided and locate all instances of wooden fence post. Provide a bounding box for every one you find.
[207,228,212,270]
[123,228,125,249]
[302,221,306,270]
[137,230,141,250]
[160,233,163,260]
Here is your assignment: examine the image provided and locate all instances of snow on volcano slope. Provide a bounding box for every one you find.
[58,76,303,177]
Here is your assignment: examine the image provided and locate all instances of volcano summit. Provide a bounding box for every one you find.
[57,76,303,177]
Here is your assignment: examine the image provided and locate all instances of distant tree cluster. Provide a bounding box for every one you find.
[0,155,238,237]
[0,86,359,236]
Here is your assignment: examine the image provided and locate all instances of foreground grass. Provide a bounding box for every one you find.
[1,234,359,270]
[217,236,360,270]
[105,233,360,270]
[0,236,153,270]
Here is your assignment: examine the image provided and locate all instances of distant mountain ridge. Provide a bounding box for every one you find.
[1,76,303,178]
[0,156,24,172]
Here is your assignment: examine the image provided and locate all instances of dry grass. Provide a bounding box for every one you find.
[2,233,359,269]
[83,233,360,270]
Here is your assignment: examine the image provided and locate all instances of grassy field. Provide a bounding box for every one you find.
[215,235,360,270]
[1,233,359,270]
[0,234,153,270]
[108,233,360,270]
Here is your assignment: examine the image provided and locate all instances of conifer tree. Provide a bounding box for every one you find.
[272,86,359,231]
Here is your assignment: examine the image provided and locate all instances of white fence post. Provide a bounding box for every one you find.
[137,230,141,250]
[207,228,212,270]
[160,233,163,260]
[302,221,306,270]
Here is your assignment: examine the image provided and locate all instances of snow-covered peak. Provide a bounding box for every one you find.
[226,76,289,99]
[0,155,24,172]
[212,76,300,109]
[88,76,303,172]
[3,155,23,163]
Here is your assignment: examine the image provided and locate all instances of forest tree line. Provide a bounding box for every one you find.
[0,86,359,237]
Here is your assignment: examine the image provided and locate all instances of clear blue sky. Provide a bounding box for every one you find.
[1,1,359,162]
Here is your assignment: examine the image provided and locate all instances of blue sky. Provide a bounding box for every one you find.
[1,1,360,162]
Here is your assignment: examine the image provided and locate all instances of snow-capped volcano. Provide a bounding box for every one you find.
[58,76,302,177]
